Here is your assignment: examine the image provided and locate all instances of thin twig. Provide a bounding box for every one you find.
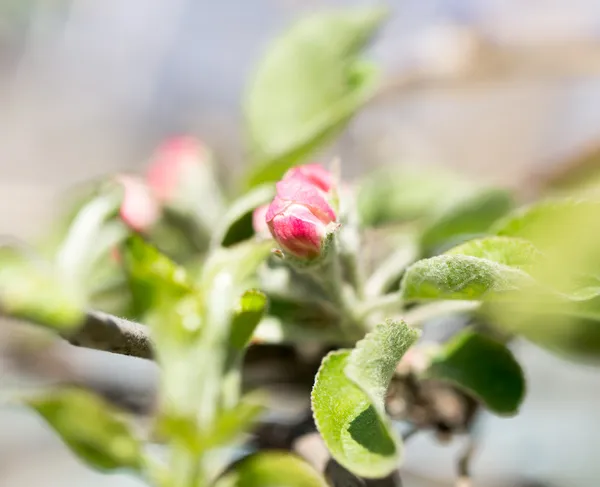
[456,437,477,487]
[1,320,158,413]
[65,310,153,359]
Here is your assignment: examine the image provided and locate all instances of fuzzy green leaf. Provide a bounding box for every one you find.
[425,330,525,415]
[215,451,327,487]
[401,254,534,302]
[212,184,276,248]
[29,388,141,472]
[345,321,420,414]
[312,321,419,478]
[420,189,513,255]
[245,8,386,187]
[0,249,83,330]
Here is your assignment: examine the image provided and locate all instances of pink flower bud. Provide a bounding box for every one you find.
[110,246,122,264]
[146,136,206,202]
[116,175,160,232]
[283,163,334,193]
[252,204,270,237]
[266,179,337,259]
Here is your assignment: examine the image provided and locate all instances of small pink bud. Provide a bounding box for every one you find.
[146,136,206,202]
[266,179,337,259]
[116,175,160,232]
[252,204,270,237]
[283,164,334,193]
[110,246,122,264]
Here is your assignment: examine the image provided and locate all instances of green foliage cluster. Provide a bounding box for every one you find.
[2,6,600,486]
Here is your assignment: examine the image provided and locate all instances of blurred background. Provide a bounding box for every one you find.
[2,0,600,485]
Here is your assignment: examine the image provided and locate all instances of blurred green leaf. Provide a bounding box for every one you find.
[215,451,327,487]
[445,236,542,272]
[55,189,123,287]
[425,330,525,415]
[492,199,600,286]
[0,249,83,330]
[357,167,471,227]
[123,235,194,316]
[229,290,268,350]
[245,8,386,187]
[205,395,265,450]
[123,236,208,425]
[212,185,276,248]
[482,292,600,361]
[312,321,419,478]
[160,394,264,454]
[420,189,513,255]
[482,198,600,360]
[401,254,534,302]
[492,199,600,247]
[29,388,141,472]
[221,290,268,410]
[200,240,273,291]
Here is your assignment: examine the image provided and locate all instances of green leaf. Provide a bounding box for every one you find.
[215,451,327,487]
[200,240,273,291]
[401,254,534,302]
[492,198,600,295]
[29,388,141,472]
[445,236,542,271]
[161,394,264,453]
[123,236,209,424]
[212,184,275,248]
[229,290,268,350]
[425,330,525,415]
[492,199,600,243]
[245,8,386,187]
[312,321,419,478]
[357,167,471,227]
[55,188,122,286]
[123,235,194,315]
[0,249,83,330]
[492,199,600,269]
[483,296,600,361]
[420,189,513,255]
[222,290,268,410]
[206,395,265,449]
[345,321,421,414]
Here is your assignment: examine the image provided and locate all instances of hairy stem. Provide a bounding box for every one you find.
[65,309,153,359]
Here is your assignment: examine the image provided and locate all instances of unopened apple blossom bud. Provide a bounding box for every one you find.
[252,204,270,237]
[145,136,224,230]
[266,179,337,260]
[283,163,334,193]
[146,136,207,202]
[116,175,160,232]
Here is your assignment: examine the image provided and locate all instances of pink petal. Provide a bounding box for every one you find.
[252,204,270,235]
[265,195,290,223]
[146,136,205,201]
[275,179,336,224]
[117,175,160,232]
[283,164,334,193]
